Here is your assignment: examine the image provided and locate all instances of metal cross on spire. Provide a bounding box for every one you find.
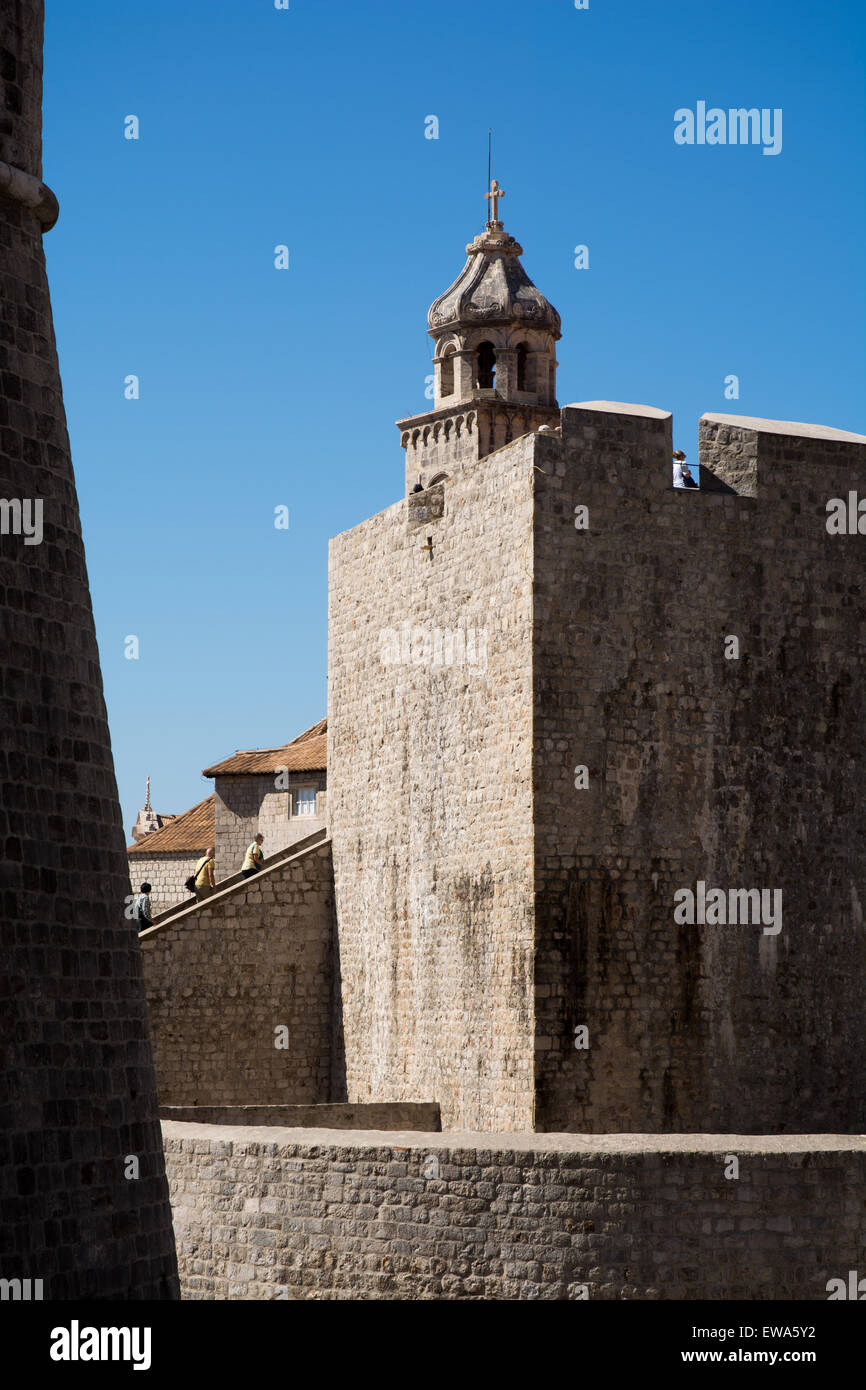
[144,775,151,812]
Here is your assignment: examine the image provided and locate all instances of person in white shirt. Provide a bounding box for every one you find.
[672,449,686,487]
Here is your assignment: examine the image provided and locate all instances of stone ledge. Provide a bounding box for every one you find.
[161,1121,866,1154]
[702,412,866,445]
[140,830,330,938]
[160,1103,441,1131]
[563,400,672,420]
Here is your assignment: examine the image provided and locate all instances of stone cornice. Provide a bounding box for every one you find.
[0,159,59,229]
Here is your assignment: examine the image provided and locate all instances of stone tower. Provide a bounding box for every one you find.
[397,179,561,491]
[331,191,866,1134]
[0,1,178,1297]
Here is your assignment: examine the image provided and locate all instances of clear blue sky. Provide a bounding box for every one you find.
[42,0,865,837]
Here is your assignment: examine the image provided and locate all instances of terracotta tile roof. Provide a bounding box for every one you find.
[291,718,327,743]
[201,720,327,777]
[127,795,215,855]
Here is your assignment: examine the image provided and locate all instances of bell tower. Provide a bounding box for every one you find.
[397,180,562,491]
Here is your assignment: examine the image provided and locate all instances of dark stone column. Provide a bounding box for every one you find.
[0,0,178,1298]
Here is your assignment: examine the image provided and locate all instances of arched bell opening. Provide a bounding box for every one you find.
[440,344,456,397]
[476,341,496,390]
[516,342,531,393]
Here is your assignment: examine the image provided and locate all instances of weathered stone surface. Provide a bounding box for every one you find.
[141,843,339,1106]
[160,1103,441,1130]
[533,405,866,1131]
[329,445,537,1132]
[0,0,177,1298]
[163,1123,866,1300]
[330,397,866,1134]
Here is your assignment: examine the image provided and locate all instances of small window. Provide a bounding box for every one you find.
[294,787,317,817]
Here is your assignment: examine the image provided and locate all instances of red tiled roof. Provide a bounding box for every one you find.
[291,718,327,744]
[127,795,215,855]
[201,720,327,777]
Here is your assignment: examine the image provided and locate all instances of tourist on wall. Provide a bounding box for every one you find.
[681,460,698,488]
[242,833,265,878]
[190,848,216,900]
[672,449,686,486]
[135,882,153,928]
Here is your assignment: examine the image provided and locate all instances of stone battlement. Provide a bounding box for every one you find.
[400,401,866,505]
[330,397,866,1134]
[164,1121,866,1300]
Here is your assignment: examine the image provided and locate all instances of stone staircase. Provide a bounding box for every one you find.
[142,826,328,934]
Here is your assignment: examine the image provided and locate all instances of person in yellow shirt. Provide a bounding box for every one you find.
[241,834,265,878]
[194,847,216,900]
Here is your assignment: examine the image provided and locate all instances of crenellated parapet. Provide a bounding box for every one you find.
[398,398,560,491]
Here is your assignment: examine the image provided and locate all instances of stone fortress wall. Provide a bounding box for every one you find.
[328,402,866,1137]
[164,1122,866,1301]
[328,443,538,1133]
[124,165,866,1293]
[138,399,866,1300]
[531,405,866,1133]
[140,840,337,1107]
[0,0,177,1298]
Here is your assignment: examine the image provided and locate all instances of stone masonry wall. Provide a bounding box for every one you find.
[163,1123,866,1300]
[531,404,866,1132]
[140,842,337,1107]
[214,773,326,872]
[0,0,178,1298]
[328,437,538,1132]
[128,851,199,917]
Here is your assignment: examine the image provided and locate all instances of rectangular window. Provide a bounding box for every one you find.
[294,787,317,817]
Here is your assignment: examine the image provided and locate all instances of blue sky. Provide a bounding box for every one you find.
[42,0,865,837]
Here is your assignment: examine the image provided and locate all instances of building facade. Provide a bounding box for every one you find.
[129,720,326,914]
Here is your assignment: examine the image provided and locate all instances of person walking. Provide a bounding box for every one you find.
[193,847,216,900]
[134,882,153,928]
[241,833,265,878]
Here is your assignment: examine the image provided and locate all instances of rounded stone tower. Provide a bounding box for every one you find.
[398,180,562,490]
[0,1,178,1298]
